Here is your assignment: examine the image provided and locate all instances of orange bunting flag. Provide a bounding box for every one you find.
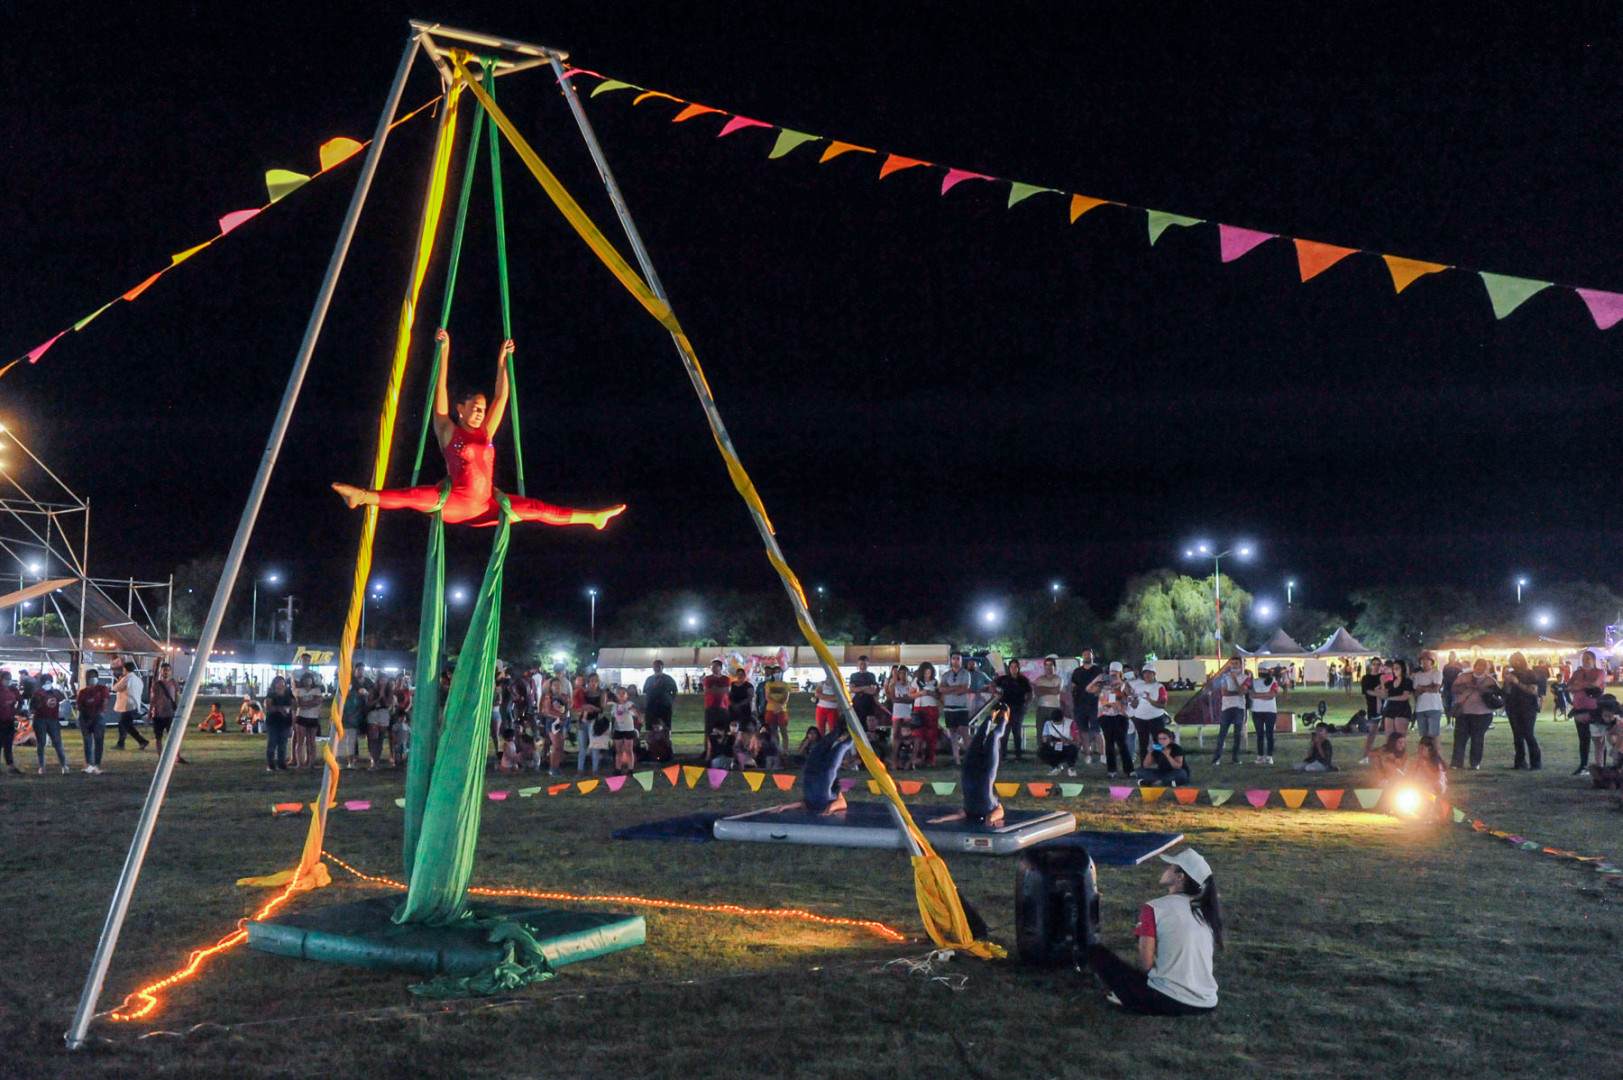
[1140,786,1167,803]
[633,90,683,107]
[1173,787,1200,804]
[1315,789,1345,810]
[898,780,924,795]
[672,103,726,123]
[548,783,570,796]
[272,802,304,815]
[1279,789,1309,809]
[121,270,166,302]
[662,765,681,786]
[1383,255,1448,294]
[878,154,929,178]
[1294,239,1357,282]
[577,780,599,794]
[1070,194,1107,223]
[820,141,875,163]
[318,137,364,172]
[1027,782,1052,798]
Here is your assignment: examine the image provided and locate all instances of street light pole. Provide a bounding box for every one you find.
[1185,542,1252,655]
[588,588,597,643]
[1286,579,1295,607]
[1517,577,1527,604]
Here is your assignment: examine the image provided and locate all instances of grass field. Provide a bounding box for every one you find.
[5,691,1620,1079]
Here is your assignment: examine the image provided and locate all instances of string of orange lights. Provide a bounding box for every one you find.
[104,851,907,1025]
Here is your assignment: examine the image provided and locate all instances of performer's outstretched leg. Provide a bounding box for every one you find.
[502,495,627,530]
[332,483,446,513]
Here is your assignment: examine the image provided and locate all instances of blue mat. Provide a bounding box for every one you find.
[612,813,724,842]
[1036,831,1184,866]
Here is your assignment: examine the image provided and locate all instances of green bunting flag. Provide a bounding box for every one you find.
[1007,181,1059,208]
[264,169,311,204]
[590,79,637,97]
[1147,210,1203,245]
[1480,272,1553,319]
[72,301,114,332]
[768,129,820,159]
[1353,789,1383,810]
[1452,807,1466,823]
[931,781,957,796]
[633,771,654,791]
[1206,789,1233,806]
[1059,782,1085,797]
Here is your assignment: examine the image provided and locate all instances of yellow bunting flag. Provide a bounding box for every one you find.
[591,79,637,97]
[319,136,364,172]
[1070,194,1107,222]
[868,779,883,794]
[265,168,311,204]
[72,301,114,332]
[994,782,1020,798]
[1383,255,1447,294]
[169,241,211,267]
[820,141,875,163]
[682,765,703,788]
[742,771,766,791]
[578,780,600,794]
[633,90,682,106]
[1279,789,1309,809]
[1140,786,1167,803]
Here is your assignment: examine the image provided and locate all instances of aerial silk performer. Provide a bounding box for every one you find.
[333,329,626,529]
[801,727,856,815]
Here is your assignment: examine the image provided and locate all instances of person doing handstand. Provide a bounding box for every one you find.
[333,329,625,530]
[802,726,856,815]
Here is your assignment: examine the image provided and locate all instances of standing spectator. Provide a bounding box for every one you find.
[1502,652,1542,771]
[542,676,569,775]
[1088,662,1134,778]
[340,664,370,769]
[1127,664,1171,758]
[1441,651,1464,722]
[31,673,69,774]
[149,662,187,764]
[1248,665,1280,765]
[0,670,20,775]
[1070,650,1104,765]
[966,656,992,719]
[939,653,973,764]
[610,685,641,775]
[579,673,607,774]
[1358,658,1390,764]
[293,674,323,768]
[847,656,881,734]
[1569,649,1608,776]
[1412,652,1445,743]
[1449,658,1500,771]
[1211,657,1250,767]
[1033,655,1065,760]
[727,667,756,729]
[813,674,842,735]
[993,660,1034,760]
[762,665,791,752]
[884,664,915,765]
[1377,659,1415,739]
[263,675,296,772]
[391,676,413,766]
[641,660,678,739]
[912,661,941,768]
[364,677,392,771]
[701,660,731,748]
[75,668,110,775]
[112,660,148,751]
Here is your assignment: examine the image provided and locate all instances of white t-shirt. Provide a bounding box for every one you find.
[889,679,913,720]
[1127,678,1168,720]
[1413,668,1444,713]
[1144,894,1218,1008]
[914,678,939,709]
[612,702,639,733]
[296,688,323,719]
[114,671,144,713]
[1041,719,1071,742]
[1217,670,1249,710]
[1251,677,1278,714]
[1034,672,1063,709]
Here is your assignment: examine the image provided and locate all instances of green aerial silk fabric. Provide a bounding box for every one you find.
[400,484,448,881]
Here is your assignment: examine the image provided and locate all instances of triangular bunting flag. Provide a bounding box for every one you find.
[661,765,681,786]
[1315,789,1345,810]
[1008,182,1059,208]
[605,775,627,793]
[632,90,682,107]
[878,154,930,178]
[344,800,370,811]
[518,786,542,797]
[1027,782,1052,798]
[1244,790,1270,808]
[819,141,875,163]
[393,797,407,808]
[1059,783,1085,797]
[1294,238,1357,282]
[1109,785,1134,801]
[995,782,1020,798]
[1173,787,1199,804]
[898,780,923,795]
[672,103,726,123]
[121,270,166,302]
[272,802,304,815]
[1140,786,1167,803]
[1452,807,1466,823]
[1353,788,1383,809]
[867,779,883,794]
[706,768,729,790]
[633,771,654,791]
[1520,840,1541,851]
[941,168,994,194]
[578,780,600,794]
[548,783,570,796]
[72,302,115,332]
[1480,272,1552,319]
[1219,225,1276,263]
[318,136,364,172]
[742,770,766,791]
[218,208,261,235]
[1147,210,1203,245]
[170,241,211,267]
[838,778,857,792]
[772,773,796,791]
[1207,789,1233,806]
[931,781,957,796]
[264,169,310,204]
[1279,789,1308,809]
[487,790,509,801]
[1070,194,1106,222]
[718,116,771,137]
[768,130,819,159]
[1383,255,1447,294]
[23,331,66,364]
[682,765,703,788]
[1576,288,1623,330]
[590,79,637,97]
[556,67,605,82]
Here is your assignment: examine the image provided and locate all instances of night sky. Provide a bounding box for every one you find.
[4,2,1621,639]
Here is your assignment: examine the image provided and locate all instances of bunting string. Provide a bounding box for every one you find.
[3,96,445,379]
[556,68,1623,330]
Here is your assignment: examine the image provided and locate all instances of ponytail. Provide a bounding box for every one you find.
[1181,873,1225,950]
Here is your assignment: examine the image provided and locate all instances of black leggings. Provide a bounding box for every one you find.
[0,717,12,765]
[1101,717,1132,774]
[1250,712,1275,756]
[1575,714,1595,767]
[1086,945,1213,1016]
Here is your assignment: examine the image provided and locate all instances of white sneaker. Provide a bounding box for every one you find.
[1066,767,1076,777]
[1048,766,1062,776]
[83,765,95,773]
[1267,756,1274,764]
[61,765,71,774]
[1358,756,1371,765]
[37,766,45,775]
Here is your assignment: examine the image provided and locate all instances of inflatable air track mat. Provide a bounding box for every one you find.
[248,897,645,975]
[712,801,1076,854]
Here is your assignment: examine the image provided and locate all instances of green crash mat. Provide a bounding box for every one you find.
[248,898,645,975]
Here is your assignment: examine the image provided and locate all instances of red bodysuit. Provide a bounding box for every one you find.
[375,425,583,527]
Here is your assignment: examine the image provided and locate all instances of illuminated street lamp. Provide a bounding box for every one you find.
[587,587,598,643]
[1182,541,1253,654]
[1516,577,1528,604]
[251,572,280,644]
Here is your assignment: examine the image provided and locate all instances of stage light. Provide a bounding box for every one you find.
[1394,788,1422,817]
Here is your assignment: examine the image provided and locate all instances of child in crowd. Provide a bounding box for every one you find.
[733,720,760,770]
[516,725,541,771]
[1294,723,1338,771]
[610,686,641,774]
[498,727,522,771]
[758,722,782,769]
[796,725,820,764]
[711,720,740,769]
[1372,732,1409,786]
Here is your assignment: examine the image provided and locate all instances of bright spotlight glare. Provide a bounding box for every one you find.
[1394,788,1423,817]
[1257,603,1274,619]
[1536,612,1553,629]
[1238,546,1253,558]
[982,608,999,625]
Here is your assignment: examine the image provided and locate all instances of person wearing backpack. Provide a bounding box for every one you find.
[149,662,188,764]
[1449,658,1500,770]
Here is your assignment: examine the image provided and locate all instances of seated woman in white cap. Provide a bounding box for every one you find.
[1087,847,1222,1015]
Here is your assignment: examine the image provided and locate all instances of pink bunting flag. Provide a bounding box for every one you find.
[718,115,771,137]
[941,168,994,195]
[879,154,930,179]
[343,799,371,811]
[556,67,605,82]
[672,103,725,123]
[487,790,509,801]
[1109,785,1134,800]
[219,208,261,236]
[1577,288,1623,330]
[24,331,66,365]
[838,778,857,792]
[605,775,627,792]
[706,768,729,789]
[1244,790,1270,808]
[1219,225,1276,263]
